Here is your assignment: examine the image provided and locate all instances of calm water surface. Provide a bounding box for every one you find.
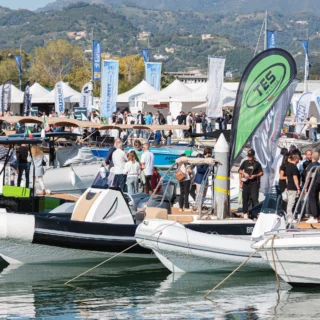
[0,259,319,319]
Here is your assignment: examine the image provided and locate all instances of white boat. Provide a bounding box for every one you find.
[254,166,320,287]
[135,211,286,273]
[254,230,320,287]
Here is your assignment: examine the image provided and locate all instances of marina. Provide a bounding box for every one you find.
[0,1,320,318]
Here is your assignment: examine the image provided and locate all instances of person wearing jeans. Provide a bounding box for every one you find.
[141,144,154,194]
[285,154,301,222]
[124,152,140,195]
[310,115,318,142]
[112,141,128,191]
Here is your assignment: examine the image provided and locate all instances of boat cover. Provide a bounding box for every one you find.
[56,146,97,167]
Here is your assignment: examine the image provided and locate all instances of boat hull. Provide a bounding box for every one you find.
[257,235,320,286]
[135,219,268,273]
[0,209,257,265]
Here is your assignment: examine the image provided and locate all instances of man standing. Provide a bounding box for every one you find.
[104,138,121,169]
[136,111,145,138]
[305,151,320,223]
[141,143,154,194]
[112,141,128,190]
[310,114,318,142]
[166,111,173,125]
[200,111,207,138]
[272,148,288,189]
[239,149,263,219]
[17,144,30,188]
[301,149,313,185]
[176,111,186,138]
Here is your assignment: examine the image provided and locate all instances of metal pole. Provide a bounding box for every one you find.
[264,11,268,50]
[214,133,230,219]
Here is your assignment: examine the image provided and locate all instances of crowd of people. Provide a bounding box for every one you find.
[272,146,320,223]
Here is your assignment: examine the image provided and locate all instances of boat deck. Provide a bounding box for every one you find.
[45,193,80,202]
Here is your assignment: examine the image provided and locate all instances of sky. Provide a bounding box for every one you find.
[1,0,53,11]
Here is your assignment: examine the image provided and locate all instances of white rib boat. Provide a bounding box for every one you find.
[135,212,286,273]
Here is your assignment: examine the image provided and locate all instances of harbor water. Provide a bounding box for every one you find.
[0,259,319,319]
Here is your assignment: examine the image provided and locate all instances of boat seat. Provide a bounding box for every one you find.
[145,207,168,220]
[71,191,100,221]
[168,215,194,223]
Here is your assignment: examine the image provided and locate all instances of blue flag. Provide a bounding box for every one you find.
[13,55,22,76]
[145,62,162,91]
[92,40,101,81]
[142,49,150,63]
[267,31,276,49]
[300,40,310,80]
[101,60,119,118]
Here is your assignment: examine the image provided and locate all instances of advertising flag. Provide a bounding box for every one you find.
[145,62,162,91]
[251,80,299,192]
[80,82,91,110]
[295,92,312,134]
[101,60,119,118]
[23,81,32,115]
[267,31,277,49]
[230,48,297,165]
[92,40,101,81]
[1,80,12,115]
[13,55,22,76]
[312,89,320,112]
[142,49,150,63]
[206,57,225,118]
[54,81,65,114]
[300,40,310,81]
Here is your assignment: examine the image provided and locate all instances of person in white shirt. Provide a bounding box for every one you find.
[112,141,127,190]
[124,152,141,194]
[141,143,154,194]
[166,111,173,125]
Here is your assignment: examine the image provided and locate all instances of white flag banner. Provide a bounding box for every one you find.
[312,89,320,112]
[55,81,65,114]
[295,92,312,134]
[80,82,91,110]
[206,57,225,118]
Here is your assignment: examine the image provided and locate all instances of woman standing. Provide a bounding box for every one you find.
[30,146,47,195]
[124,152,141,195]
[177,155,193,212]
[279,153,289,211]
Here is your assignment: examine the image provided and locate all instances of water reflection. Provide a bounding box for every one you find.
[0,260,319,319]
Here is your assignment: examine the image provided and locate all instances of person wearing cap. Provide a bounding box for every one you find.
[238,149,263,219]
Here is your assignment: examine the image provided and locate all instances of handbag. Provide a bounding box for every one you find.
[175,168,187,182]
[282,190,288,202]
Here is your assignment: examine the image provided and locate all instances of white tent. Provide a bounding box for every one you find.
[45,82,81,104]
[10,85,24,104]
[117,80,159,103]
[30,82,50,103]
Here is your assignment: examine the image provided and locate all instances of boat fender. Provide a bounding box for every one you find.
[100,166,107,179]
[70,170,76,186]
[0,213,35,242]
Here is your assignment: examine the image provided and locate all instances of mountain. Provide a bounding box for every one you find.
[38,0,320,16]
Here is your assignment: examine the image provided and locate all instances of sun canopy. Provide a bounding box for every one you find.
[175,157,220,165]
[0,137,47,145]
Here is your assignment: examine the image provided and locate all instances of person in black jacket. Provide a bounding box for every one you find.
[239,149,263,219]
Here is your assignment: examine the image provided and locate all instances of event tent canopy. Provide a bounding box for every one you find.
[138,79,192,104]
[44,82,81,104]
[30,82,50,103]
[117,80,159,103]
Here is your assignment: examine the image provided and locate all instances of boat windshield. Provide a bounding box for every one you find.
[91,167,109,189]
[260,187,282,214]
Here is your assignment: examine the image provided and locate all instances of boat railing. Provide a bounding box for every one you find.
[195,164,217,219]
[290,166,320,229]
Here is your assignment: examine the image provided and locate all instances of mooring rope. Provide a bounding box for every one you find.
[64,222,176,285]
[203,237,271,299]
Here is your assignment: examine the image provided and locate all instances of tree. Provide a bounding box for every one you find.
[117,55,145,94]
[29,40,86,88]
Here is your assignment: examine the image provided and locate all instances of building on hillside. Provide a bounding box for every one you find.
[67,31,87,40]
[154,54,169,61]
[138,31,151,40]
[225,70,233,80]
[165,47,175,54]
[201,34,213,40]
